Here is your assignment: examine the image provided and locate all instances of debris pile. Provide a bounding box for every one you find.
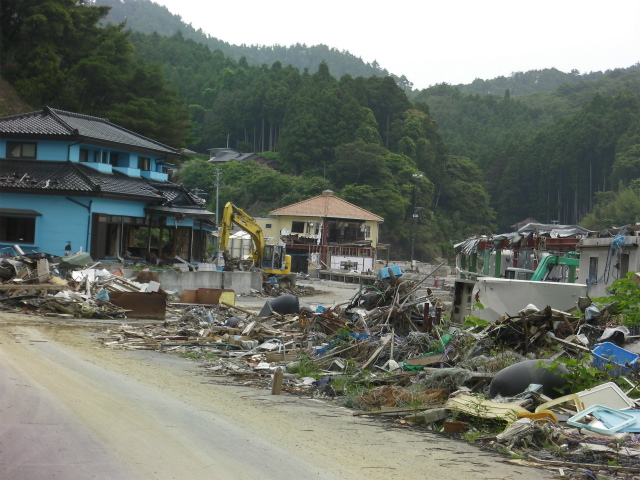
[98,266,640,477]
[7,248,640,477]
[0,249,172,319]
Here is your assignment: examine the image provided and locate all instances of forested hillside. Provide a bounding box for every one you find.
[93,0,413,90]
[415,67,640,230]
[445,68,607,97]
[2,0,640,261]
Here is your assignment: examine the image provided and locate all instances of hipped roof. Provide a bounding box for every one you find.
[269,190,383,222]
[0,107,178,157]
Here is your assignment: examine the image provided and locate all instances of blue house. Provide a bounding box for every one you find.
[0,107,215,262]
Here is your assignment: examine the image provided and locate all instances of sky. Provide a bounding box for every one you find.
[152,0,640,90]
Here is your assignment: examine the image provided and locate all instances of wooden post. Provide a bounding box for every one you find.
[435,306,442,328]
[423,302,431,333]
[521,312,528,355]
[271,367,284,395]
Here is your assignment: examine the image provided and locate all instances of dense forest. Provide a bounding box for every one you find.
[1,0,639,261]
[93,0,414,91]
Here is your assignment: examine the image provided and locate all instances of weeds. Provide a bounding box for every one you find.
[542,441,567,458]
[593,272,640,326]
[286,355,323,378]
[461,430,482,443]
[537,355,621,394]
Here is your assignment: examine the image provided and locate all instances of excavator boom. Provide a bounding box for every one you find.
[219,202,291,277]
[219,202,264,265]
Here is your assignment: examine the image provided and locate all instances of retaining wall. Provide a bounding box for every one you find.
[121,269,262,295]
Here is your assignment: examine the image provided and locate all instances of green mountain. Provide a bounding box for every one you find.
[93,0,414,90]
[414,66,640,230]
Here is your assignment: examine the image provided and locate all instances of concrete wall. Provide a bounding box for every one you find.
[131,269,262,295]
[578,236,640,297]
[472,277,588,322]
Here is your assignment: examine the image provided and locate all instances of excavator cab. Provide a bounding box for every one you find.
[262,244,286,271]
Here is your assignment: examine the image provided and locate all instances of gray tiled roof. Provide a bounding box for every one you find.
[0,159,204,208]
[151,181,206,207]
[0,107,177,155]
[0,159,93,192]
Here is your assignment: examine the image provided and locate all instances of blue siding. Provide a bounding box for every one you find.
[142,170,167,181]
[0,193,149,257]
[0,112,204,260]
[1,138,168,181]
[1,192,208,257]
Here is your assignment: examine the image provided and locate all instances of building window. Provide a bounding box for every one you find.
[7,141,37,159]
[109,152,118,165]
[0,216,36,243]
[265,223,272,229]
[620,254,630,278]
[588,257,598,284]
[138,157,151,171]
[291,221,305,233]
[363,225,371,238]
[79,149,89,162]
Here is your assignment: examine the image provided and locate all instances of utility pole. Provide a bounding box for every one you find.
[411,207,423,266]
[411,173,424,267]
[214,168,222,230]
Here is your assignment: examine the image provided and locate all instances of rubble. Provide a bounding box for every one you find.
[6,250,640,478]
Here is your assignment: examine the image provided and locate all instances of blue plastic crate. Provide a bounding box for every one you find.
[377,265,403,280]
[592,342,639,375]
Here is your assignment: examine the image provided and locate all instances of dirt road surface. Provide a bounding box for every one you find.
[0,279,555,480]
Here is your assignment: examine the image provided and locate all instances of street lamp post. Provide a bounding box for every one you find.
[214,168,222,230]
[410,173,423,267]
[411,207,423,266]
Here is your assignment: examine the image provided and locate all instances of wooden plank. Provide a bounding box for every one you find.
[361,333,393,370]
[242,321,257,336]
[352,402,447,416]
[0,284,69,292]
[221,302,257,316]
[551,335,590,351]
[404,353,444,367]
[265,350,301,362]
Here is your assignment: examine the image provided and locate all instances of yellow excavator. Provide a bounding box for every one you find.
[219,202,295,286]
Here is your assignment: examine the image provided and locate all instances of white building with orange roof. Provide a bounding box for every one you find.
[255,190,385,276]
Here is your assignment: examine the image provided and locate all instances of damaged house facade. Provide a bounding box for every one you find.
[0,107,214,262]
[452,222,592,322]
[256,190,385,275]
[577,224,640,298]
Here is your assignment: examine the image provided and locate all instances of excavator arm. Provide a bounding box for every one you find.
[219,202,292,278]
[219,202,264,265]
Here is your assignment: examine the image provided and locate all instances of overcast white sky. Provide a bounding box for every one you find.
[152,0,639,90]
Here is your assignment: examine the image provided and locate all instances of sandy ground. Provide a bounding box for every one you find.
[0,280,556,480]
